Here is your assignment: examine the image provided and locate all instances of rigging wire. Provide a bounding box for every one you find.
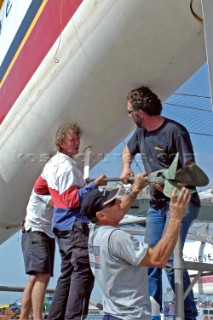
[164,100,213,137]
[173,92,211,99]
[164,102,212,113]
[190,132,213,137]
[53,0,63,63]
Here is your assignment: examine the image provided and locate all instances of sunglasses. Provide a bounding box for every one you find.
[107,199,117,207]
[102,198,117,210]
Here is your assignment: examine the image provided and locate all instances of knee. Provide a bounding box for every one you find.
[36,272,50,284]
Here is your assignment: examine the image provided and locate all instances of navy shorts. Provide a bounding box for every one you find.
[21,229,55,276]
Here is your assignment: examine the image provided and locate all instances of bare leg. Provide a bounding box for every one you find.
[31,272,50,320]
[20,275,36,320]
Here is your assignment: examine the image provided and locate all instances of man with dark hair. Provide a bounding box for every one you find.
[120,86,200,320]
[80,173,191,320]
[34,122,106,320]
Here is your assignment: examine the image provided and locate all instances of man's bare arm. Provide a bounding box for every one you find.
[120,145,134,184]
[140,187,191,267]
[48,199,54,207]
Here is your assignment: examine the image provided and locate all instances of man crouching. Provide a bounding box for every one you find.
[80,173,190,320]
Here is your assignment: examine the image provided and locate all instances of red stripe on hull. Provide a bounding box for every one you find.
[197,275,213,284]
[0,0,83,124]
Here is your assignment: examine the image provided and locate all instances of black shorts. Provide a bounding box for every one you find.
[21,229,55,276]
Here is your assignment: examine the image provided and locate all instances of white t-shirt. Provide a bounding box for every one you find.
[34,152,96,231]
[88,225,152,320]
[25,190,54,238]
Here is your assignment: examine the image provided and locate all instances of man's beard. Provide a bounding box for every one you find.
[134,117,143,128]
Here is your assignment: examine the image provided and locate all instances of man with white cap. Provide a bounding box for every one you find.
[80,173,191,320]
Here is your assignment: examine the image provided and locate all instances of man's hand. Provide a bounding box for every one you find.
[151,182,164,193]
[21,219,26,233]
[132,173,148,193]
[94,175,107,186]
[120,172,147,215]
[169,187,191,222]
[120,167,134,184]
[49,198,54,207]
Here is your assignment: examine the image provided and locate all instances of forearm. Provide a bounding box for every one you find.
[120,175,147,216]
[141,219,181,267]
[78,182,98,200]
[151,218,181,266]
[141,187,190,267]
[122,145,133,169]
[120,194,138,215]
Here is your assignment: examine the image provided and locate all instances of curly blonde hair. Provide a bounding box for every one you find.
[55,123,82,151]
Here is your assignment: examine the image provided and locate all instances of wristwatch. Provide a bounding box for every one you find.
[126,190,138,199]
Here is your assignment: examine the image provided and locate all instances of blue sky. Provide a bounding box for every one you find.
[0,62,212,305]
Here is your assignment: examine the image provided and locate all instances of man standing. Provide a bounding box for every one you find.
[34,122,106,320]
[120,87,200,320]
[80,173,191,320]
[20,190,55,320]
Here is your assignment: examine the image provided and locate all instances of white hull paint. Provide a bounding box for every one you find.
[194,283,213,295]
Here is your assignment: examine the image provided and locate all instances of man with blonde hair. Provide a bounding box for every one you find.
[35,122,106,320]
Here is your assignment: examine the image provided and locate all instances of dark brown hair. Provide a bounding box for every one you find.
[127,86,162,115]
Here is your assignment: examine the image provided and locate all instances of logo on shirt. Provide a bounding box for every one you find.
[89,245,101,269]
[154,146,164,151]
